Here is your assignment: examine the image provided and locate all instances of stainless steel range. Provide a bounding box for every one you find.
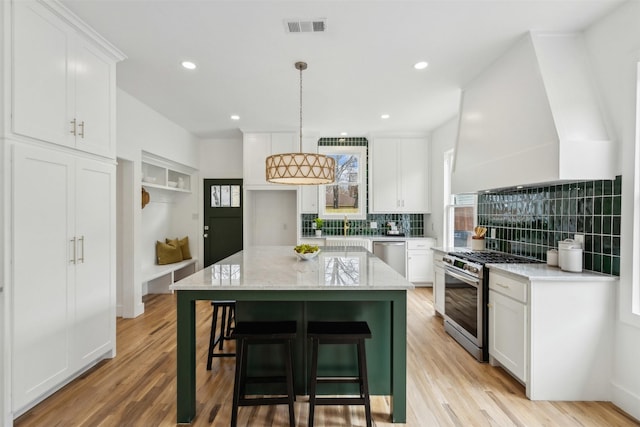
[442,250,538,361]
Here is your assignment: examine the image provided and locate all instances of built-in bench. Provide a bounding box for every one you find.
[142,258,198,294]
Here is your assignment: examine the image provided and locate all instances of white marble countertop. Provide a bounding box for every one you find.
[170,246,415,291]
[488,263,618,282]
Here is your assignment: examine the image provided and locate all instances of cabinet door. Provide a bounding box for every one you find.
[399,139,429,212]
[73,38,115,157]
[12,1,73,147]
[489,290,527,382]
[271,132,296,154]
[74,160,115,366]
[12,145,75,411]
[407,250,431,283]
[300,137,318,213]
[243,133,271,186]
[370,139,399,212]
[433,265,445,315]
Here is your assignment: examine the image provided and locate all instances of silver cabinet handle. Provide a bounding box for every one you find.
[70,237,77,264]
[78,236,85,263]
[70,119,77,136]
[78,121,85,138]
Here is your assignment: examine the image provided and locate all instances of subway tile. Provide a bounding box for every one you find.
[477,175,621,276]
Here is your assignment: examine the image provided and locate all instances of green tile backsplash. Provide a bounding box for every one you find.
[478,176,621,275]
[301,137,425,237]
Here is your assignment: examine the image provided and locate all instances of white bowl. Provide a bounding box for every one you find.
[168,181,178,188]
[143,176,157,183]
[294,249,320,260]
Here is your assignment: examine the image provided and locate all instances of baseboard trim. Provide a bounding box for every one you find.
[611,381,640,422]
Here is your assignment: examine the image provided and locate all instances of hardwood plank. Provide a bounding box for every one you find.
[15,289,640,426]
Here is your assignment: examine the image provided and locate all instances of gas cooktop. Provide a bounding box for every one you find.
[448,250,540,265]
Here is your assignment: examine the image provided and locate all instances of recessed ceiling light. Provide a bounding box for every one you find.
[381,114,390,119]
[340,132,348,136]
[230,115,240,120]
[414,61,429,70]
[181,61,197,70]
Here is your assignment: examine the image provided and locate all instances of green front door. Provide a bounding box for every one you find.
[203,179,243,267]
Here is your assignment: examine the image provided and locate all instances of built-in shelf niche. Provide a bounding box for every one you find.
[141,152,194,193]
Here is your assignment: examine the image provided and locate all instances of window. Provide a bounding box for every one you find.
[318,145,366,219]
[444,149,477,247]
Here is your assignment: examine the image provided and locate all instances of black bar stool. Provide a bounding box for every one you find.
[307,321,372,427]
[206,301,235,370]
[230,321,297,427]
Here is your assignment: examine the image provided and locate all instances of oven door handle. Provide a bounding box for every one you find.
[444,268,481,287]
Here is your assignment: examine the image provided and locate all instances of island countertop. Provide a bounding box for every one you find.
[170,245,415,291]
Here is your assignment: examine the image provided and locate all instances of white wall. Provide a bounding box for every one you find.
[584,1,640,419]
[425,117,459,245]
[116,89,201,317]
[245,190,297,246]
[199,138,243,178]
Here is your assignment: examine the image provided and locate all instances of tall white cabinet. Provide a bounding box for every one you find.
[12,145,115,412]
[2,0,124,420]
[12,0,118,158]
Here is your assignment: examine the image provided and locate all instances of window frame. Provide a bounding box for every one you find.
[443,149,477,248]
[317,145,367,220]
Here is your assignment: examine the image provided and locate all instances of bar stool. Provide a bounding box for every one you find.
[307,321,372,427]
[230,321,297,427]
[206,301,235,370]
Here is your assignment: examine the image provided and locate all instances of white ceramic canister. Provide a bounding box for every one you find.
[471,238,486,251]
[561,247,583,272]
[558,239,582,269]
[546,249,558,266]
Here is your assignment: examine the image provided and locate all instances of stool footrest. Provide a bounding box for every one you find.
[238,397,292,407]
[313,397,367,406]
[317,376,360,384]
[244,375,288,385]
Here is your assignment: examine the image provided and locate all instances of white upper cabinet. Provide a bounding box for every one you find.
[453,32,615,193]
[369,137,430,213]
[300,137,319,213]
[243,132,297,188]
[11,0,125,158]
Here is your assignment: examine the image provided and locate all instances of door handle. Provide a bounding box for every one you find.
[70,237,77,264]
[204,233,208,238]
[77,235,85,263]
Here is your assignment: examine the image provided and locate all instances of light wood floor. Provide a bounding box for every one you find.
[15,288,639,426]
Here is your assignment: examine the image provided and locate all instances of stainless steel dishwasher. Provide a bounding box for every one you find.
[373,241,406,277]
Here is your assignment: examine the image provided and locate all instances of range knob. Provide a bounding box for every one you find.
[443,258,452,264]
[466,265,479,274]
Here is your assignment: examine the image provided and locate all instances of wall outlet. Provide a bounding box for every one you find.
[370,221,378,229]
[312,223,317,229]
[490,228,496,239]
[574,233,584,246]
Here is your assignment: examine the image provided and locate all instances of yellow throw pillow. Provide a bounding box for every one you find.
[166,236,192,260]
[156,240,183,265]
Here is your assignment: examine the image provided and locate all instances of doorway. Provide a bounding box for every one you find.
[203,179,243,267]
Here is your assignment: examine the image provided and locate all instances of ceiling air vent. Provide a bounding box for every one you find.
[285,19,326,33]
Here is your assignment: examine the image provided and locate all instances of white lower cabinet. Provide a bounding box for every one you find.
[488,268,615,400]
[12,144,115,413]
[432,253,445,316]
[406,239,435,283]
[488,289,527,382]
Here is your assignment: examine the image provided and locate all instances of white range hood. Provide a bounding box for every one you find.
[452,32,616,194]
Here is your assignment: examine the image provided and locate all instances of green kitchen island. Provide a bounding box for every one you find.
[170,245,413,424]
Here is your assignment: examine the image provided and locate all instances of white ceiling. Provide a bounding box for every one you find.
[61,0,624,140]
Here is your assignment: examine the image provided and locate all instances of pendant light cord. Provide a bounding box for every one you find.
[299,64,303,152]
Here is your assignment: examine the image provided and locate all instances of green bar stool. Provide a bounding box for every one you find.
[307,321,372,427]
[230,321,297,427]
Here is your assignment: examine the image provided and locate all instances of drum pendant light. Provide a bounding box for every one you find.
[266,62,335,185]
